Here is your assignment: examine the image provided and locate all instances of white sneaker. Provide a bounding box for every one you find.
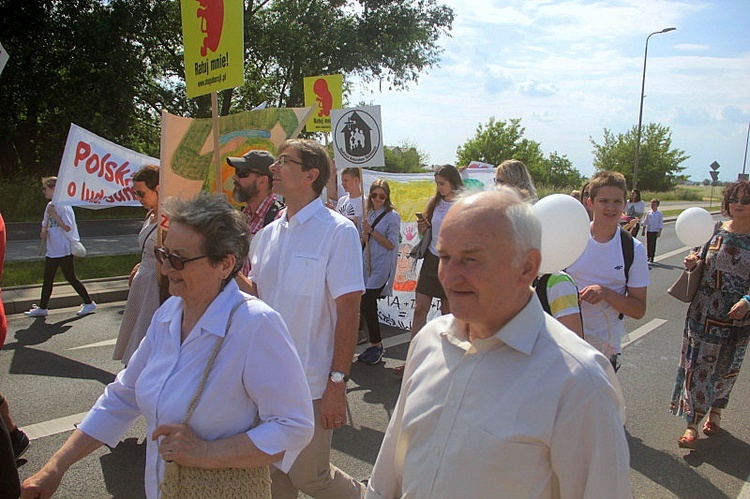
[24,305,48,317]
[76,302,97,316]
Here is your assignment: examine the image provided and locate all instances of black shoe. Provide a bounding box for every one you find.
[10,428,30,459]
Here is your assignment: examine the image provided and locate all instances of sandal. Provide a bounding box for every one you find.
[678,427,698,449]
[702,411,722,437]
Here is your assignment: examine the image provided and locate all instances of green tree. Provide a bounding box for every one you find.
[590,123,689,191]
[383,140,428,173]
[539,152,584,188]
[0,0,454,179]
[456,117,544,170]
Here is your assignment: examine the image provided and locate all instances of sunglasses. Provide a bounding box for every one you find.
[134,189,147,198]
[234,169,261,179]
[729,197,750,205]
[154,246,209,270]
[370,192,387,200]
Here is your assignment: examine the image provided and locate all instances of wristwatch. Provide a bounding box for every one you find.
[329,371,350,384]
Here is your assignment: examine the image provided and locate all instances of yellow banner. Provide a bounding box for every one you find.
[304,74,343,132]
[181,0,244,98]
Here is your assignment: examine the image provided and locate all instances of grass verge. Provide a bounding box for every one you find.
[1,254,140,288]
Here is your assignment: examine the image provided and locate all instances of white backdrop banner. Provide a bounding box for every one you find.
[53,124,158,208]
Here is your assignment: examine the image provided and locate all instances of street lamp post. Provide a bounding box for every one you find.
[633,27,676,190]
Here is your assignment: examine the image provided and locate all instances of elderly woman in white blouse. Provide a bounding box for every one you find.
[22,193,314,499]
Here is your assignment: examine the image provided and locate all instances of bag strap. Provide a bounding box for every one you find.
[263,199,285,227]
[534,274,552,315]
[181,298,250,425]
[141,217,158,256]
[369,209,389,231]
[617,228,635,320]
[698,221,723,261]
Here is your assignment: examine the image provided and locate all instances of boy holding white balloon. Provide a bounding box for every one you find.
[566,171,649,370]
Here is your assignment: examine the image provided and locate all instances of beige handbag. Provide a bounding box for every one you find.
[668,238,711,303]
[159,299,271,499]
[667,260,705,303]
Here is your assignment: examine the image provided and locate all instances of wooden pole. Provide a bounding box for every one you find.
[211,92,222,194]
[360,166,371,276]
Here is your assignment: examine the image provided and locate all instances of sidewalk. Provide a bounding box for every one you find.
[2,204,722,316]
[2,276,130,315]
[3,219,140,315]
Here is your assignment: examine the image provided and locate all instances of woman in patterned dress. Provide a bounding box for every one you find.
[671,180,750,449]
[113,165,161,365]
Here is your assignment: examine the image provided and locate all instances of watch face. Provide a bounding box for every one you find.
[330,371,346,383]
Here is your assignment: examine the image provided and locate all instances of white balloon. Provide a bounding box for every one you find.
[675,207,715,247]
[533,194,590,274]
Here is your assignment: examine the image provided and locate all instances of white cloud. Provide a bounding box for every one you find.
[349,0,750,181]
[518,79,559,97]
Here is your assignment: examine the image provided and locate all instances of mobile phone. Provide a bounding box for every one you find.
[415,212,425,221]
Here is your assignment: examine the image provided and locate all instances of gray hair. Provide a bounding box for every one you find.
[455,186,541,266]
[503,191,541,265]
[163,192,250,285]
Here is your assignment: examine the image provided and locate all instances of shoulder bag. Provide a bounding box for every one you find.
[667,235,714,303]
[409,227,432,260]
[159,298,271,499]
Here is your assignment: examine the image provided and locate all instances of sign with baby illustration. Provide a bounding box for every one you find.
[303,74,343,132]
[181,0,244,98]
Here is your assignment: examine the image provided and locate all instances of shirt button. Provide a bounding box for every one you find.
[433,446,441,456]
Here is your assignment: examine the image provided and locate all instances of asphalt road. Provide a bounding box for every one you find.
[3,214,749,498]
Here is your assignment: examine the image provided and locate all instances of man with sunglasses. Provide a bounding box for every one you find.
[249,139,366,498]
[226,150,285,276]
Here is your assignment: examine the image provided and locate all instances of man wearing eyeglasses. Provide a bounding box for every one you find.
[226,150,285,276]
[249,139,366,498]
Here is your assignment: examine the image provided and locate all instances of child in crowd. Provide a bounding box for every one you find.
[566,171,649,370]
[641,198,664,263]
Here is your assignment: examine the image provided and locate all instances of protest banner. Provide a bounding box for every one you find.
[159,106,314,227]
[330,106,385,168]
[359,168,494,330]
[52,124,159,208]
[303,74,343,132]
[180,0,244,98]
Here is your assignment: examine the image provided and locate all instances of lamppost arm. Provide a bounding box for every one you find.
[633,27,676,190]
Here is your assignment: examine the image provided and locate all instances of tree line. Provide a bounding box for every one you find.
[0,0,688,191]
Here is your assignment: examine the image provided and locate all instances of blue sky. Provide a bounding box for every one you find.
[350,0,750,184]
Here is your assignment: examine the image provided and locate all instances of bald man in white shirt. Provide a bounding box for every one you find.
[366,188,632,499]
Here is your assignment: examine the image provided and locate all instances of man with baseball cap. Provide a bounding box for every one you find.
[226,150,284,278]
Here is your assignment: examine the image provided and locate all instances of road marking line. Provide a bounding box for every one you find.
[23,412,90,440]
[622,319,668,349]
[655,246,692,262]
[354,332,412,358]
[739,480,750,498]
[67,338,117,350]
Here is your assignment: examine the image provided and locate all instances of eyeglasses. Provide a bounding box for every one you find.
[154,246,209,270]
[272,155,305,167]
[729,197,750,205]
[134,189,147,198]
[370,193,387,200]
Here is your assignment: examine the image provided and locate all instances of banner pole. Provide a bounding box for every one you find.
[211,91,221,194]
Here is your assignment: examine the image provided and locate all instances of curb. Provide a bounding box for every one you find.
[3,276,130,315]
